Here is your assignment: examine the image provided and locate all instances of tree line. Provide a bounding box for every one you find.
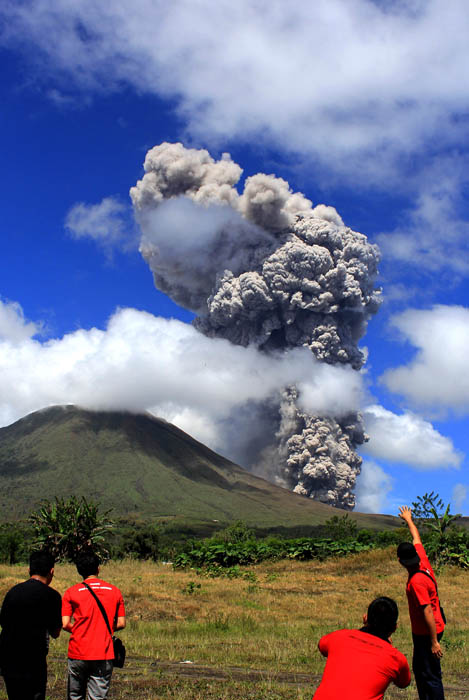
[0,493,468,570]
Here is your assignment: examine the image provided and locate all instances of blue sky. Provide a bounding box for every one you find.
[1,0,468,515]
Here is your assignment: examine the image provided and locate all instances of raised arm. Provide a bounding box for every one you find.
[398,506,422,545]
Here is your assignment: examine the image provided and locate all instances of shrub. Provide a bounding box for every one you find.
[110,522,160,560]
[423,527,469,569]
[172,534,375,570]
[215,520,255,544]
[0,522,32,564]
[323,513,358,540]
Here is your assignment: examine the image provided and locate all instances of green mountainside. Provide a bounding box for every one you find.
[0,405,398,531]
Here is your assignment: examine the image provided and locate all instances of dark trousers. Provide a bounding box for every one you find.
[412,632,445,700]
[67,659,113,700]
[3,661,47,700]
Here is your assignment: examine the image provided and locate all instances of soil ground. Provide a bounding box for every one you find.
[1,656,467,699]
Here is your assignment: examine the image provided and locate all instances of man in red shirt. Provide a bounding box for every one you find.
[313,596,411,699]
[62,552,125,700]
[398,505,445,700]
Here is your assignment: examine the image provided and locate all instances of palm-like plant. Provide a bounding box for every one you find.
[412,491,464,567]
[29,496,113,562]
[412,491,460,535]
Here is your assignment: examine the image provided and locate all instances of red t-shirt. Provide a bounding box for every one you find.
[313,629,411,700]
[406,543,445,635]
[62,578,125,660]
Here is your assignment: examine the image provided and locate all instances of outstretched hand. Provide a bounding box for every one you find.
[398,506,413,523]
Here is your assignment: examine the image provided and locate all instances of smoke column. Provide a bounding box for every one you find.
[130,143,381,509]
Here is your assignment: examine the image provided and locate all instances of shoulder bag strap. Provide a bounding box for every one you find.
[83,582,113,638]
[409,569,439,595]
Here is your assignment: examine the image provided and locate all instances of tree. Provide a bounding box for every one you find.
[411,491,468,568]
[217,520,255,544]
[29,496,113,562]
[411,491,461,537]
[324,513,358,540]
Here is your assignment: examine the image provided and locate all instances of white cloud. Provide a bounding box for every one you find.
[65,197,135,254]
[46,88,89,109]
[298,365,363,418]
[355,460,393,514]
[0,301,364,456]
[2,0,469,181]
[452,483,467,512]
[0,300,42,343]
[362,404,462,469]
[381,305,469,412]
[377,158,469,276]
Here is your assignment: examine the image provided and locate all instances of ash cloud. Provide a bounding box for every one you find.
[131,143,381,509]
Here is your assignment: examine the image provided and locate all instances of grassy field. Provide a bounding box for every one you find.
[1,548,468,699]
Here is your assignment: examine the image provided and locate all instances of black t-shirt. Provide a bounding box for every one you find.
[0,578,62,670]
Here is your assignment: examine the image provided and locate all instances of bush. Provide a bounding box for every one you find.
[172,533,375,570]
[0,522,32,564]
[422,527,469,569]
[323,514,358,540]
[357,529,401,547]
[214,520,255,544]
[109,522,160,560]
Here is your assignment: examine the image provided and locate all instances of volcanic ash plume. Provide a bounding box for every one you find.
[130,142,381,509]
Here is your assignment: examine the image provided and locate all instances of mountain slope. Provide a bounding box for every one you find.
[0,406,397,529]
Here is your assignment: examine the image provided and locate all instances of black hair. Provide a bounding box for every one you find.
[396,542,420,567]
[75,552,100,579]
[29,550,55,577]
[364,597,399,640]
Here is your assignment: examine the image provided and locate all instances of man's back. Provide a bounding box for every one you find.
[406,543,445,636]
[313,629,411,700]
[62,578,125,660]
[0,578,62,669]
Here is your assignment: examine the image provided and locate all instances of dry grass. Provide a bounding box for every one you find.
[1,549,468,698]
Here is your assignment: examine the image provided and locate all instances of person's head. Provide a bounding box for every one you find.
[75,551,100,579]
[397,542,420,570]
[364,596,399,639]
[29,550,55,583]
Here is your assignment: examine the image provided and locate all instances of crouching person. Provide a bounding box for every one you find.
[62,552,125,700]
[313,597,411,700]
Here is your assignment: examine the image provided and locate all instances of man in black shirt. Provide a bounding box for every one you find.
[0,550,62,700]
